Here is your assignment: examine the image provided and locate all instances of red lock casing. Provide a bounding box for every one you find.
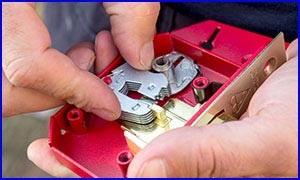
[49,20,287,177]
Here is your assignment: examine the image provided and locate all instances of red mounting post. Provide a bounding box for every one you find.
[66,108,88,134]
[116,150,134,177]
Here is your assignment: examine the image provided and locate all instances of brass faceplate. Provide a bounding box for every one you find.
[192,33,287,126]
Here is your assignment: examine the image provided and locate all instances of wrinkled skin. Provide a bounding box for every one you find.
[2,2,297,177]
[127,39,298,178]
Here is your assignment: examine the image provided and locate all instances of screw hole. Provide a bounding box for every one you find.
[119,154,129,162]
[67,108,83,121]
[117,151,133,164]
[71,112,79,119]
[263,57,277,76]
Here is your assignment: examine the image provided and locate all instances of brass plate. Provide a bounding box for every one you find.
[192,33,287,126]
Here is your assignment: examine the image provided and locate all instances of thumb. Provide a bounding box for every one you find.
[127,118,295,177]
[104,2,160,70]
[3,3,120,120]
[27,138,79,177]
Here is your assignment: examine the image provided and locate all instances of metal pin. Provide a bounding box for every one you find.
[152,56,177,84]
[192,76,209,103]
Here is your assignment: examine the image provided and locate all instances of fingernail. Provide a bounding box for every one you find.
[140,42,154,70]
[98,108,118,120]
[136,159,167,177]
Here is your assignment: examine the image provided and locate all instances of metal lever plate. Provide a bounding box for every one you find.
[109,63,169,124]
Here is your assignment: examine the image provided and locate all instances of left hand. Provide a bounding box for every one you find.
[25,2,160,177]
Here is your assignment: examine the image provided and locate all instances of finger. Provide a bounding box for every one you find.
[286,39,298,60]
[66,42,95,70]
[2,70,63,117]
[247,55,298,121]
[128,53,298,178]
[104,2,160,70]
[127,118,296,177]
[27,138,79,178]
[94,30,119,74]
[2,42,96,117]
[3,3,121,120]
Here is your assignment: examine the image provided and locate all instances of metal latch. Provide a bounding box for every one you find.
[104,51,198,125]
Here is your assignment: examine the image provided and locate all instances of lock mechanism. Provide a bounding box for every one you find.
[104,51,199,126]
[48,20,288,177]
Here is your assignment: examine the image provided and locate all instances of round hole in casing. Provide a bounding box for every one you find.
[263,57,277,76]
[71,111,79,119]
[197,80,204,87]
[118,152,130,163]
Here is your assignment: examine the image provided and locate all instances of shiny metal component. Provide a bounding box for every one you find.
[110,63,169,100]
[152,55,177,84]
[212,111,237,122]
[123,33,287,155]
[108,52,198,125]
[192,32,287,126]
[192,76,209,103]
[108,63,169,124]
[163,98,201,122]
[124,98,201,154]
[150,104,168,126]
[152,51,198,94]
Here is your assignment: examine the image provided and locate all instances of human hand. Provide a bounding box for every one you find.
[2,3,120,177]
[3,2,160,116]
[14,3,159,177]
[127,39,298,177]
[102,2,160,70]
[2,2,121,119]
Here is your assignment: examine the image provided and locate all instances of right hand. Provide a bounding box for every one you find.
[2,2,160,177]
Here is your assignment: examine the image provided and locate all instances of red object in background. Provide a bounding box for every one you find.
[49,20,282,177]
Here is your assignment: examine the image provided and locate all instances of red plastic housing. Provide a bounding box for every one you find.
[49,20,282,177]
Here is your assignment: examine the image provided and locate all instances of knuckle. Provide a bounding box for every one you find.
[59,74,92,112]
[128,3,160,17]
[105,2,160,17]
[191,129,221,177]
[4,57,37,87]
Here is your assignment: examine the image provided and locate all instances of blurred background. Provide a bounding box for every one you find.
[2,109,57,177]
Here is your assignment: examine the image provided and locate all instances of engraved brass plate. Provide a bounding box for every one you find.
[192,33,287,126]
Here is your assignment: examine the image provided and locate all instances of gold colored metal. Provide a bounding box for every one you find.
[208,111,237,125]
[124,99,201,154]
[209,117,225,125]
[214,112,238,122]
[123,33,287,154]
[150,104,168,126]
[163,98,201,121]
[192,33,287,126]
